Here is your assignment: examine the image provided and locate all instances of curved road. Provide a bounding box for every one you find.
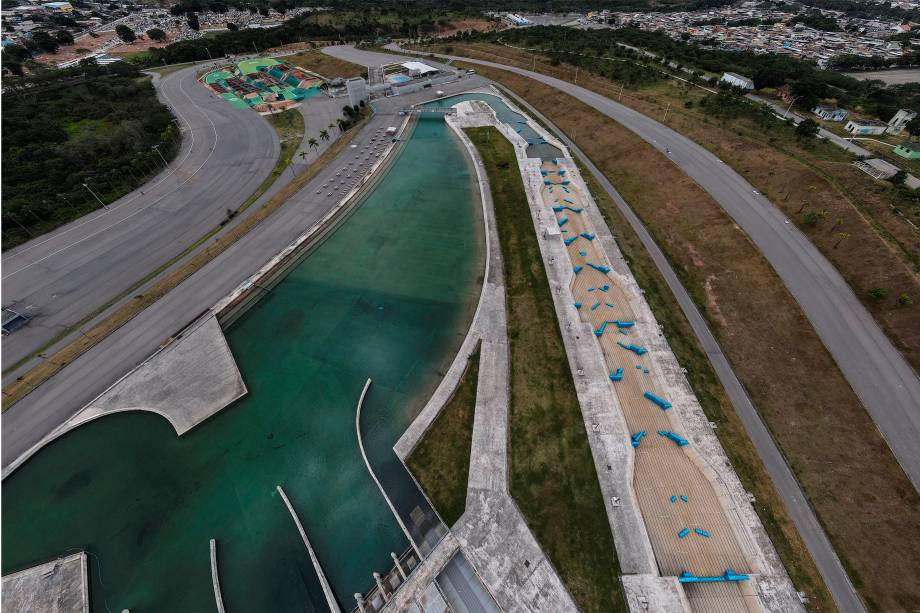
[362,45,920,493]
[1,65,279,371]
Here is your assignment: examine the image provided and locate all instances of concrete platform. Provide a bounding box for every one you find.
[2,552,89,613]
[4,314,245,476]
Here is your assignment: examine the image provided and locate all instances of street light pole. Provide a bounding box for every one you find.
[152,144,168,168]
[784,96,800,118]
[82,181,108,211]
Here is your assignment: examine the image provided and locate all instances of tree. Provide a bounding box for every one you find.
[30,31,60,54]
[308,137,319,156]
[226,22,238,31]
[319,129,329,141]
[905,117,920,140]
[55,30,75,45]
[187,12,200,31]
[115,24,136,43]
[897,293,913,306]
[796,118,820,139]
[868,287,888,299]
[146,27,166,41]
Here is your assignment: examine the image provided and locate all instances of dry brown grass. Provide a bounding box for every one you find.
[2,118,366,409]
[285,49,364,80]
[459,61,920,612]
[430,42,920,373]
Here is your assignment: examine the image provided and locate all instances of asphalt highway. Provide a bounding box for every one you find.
[377,45,920,494]
[1,65,279,371]
[1,73,489,469]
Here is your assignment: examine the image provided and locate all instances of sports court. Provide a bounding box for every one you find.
[203,57,324,113]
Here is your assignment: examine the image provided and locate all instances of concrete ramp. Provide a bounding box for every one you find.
[2,552,88,613]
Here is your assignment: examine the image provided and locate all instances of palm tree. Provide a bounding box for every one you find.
[308,138,319,158]
[319,129,329,141]
[337,118,347,132]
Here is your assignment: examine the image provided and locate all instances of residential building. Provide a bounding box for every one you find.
[813,104,848,122]
[886,109,917,135]
[844,118,888,135]
[720,71,754,90]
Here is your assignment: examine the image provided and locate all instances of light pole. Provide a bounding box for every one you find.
[82,180,108,211]
[783,95,800,118]
[152,144,168,168]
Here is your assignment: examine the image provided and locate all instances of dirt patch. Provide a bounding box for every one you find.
[285,49,364,80]
[457,61,920,612]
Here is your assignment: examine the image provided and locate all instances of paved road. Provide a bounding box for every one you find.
[504,90,865,613]
[844,68,920,85]
[1,74,489,469]
[380,45,920,495]
[1,65,279,371]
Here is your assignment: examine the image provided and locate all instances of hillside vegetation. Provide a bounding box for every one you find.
[2,61,178,249]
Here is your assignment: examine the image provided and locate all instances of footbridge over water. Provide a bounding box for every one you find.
[399,106,457,115]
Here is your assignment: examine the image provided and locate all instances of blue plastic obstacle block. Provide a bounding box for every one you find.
[587,287,596,292]
[643,368,650,374]
[600,284,610,291]
[678,528,690,539]
[614,320,634,328]
[541,170,548,176]
[586,262,611,274]
[619,329,629,335]
[679,570,749,584]
[580,251,587,257]
[658,430,689,446]
[609,367,624,381]
[518,120,527,124]
[552,158,558,164]
[695,528,711,538]
[680,495,689,503]
[574,302,582,309]
[558,217,569,227]
[564,236,578,246]
[517,128,523,133]
[605,302,615,308]
[573,265,583,274]
[544,180,552,185]
[670,495,678,503]
[562,180,571,185]
[591,301,601,311]
[644,391,672,410]
[594,320,619,337]
[563,198,576,204]
[562,186,571,193]
[616,341,647,354]
[581,232,595,240]
[630,430,647,447]
[558,169,566,175]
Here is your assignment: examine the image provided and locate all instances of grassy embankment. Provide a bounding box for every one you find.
[429,42,920,374]
[285,48,365,79]
[2,113,366,407]
[406,347,480,527]
[454,62,920,612]
[465,127,625,613]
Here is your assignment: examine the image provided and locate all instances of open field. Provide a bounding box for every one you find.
[465,127,624,613]
[286,48,365,79]
[406,347,480,527]
[458,64,920,612]
[432,42,920,374]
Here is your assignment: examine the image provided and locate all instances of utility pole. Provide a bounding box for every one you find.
[532,52,536,71]
[574,66,579,84]
[618,82,624,100]
[783,95,800,118]
[205,46,213,61]
[82,180,108,211]
[152,144,168,168]
[663,102,671,122]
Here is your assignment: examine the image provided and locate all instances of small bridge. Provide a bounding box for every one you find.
[399,106,457,115]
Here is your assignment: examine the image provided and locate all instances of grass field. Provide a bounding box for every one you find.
[456,63,920,612]
[406,347,480,527]
[286,49,365,80]
[432,42,920,375]
[465,127,625,613]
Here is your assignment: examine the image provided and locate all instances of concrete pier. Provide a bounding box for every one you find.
[2,551,89,613]
[276,485,342,613]
[210,539,226,613]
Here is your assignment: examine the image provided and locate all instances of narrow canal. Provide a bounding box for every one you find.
[2,114,483,612]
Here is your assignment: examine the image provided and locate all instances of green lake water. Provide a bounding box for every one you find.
[2,115,483,612]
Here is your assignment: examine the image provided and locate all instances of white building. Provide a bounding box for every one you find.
[345,77,367,107]
[720,72,754,90]
[400,61,438,77]
[813,104,849,122]
[886,108,917,135]
[844,118,888,135]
